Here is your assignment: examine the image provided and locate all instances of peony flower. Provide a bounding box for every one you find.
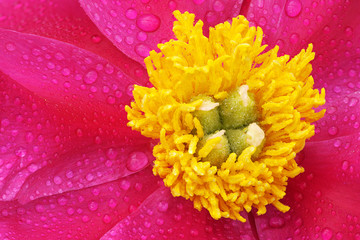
[0,0,358,239]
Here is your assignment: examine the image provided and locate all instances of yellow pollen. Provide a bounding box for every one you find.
[125,11,326,222]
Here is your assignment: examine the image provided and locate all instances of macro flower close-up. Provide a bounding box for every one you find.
[0,0,359,239]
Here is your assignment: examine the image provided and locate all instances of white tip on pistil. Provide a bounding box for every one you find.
[237,85,250,107]
[246,123,265,147]
[197,100,220,111]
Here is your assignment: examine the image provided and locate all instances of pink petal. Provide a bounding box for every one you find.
[101,186,256,240]
[0,0,148,84]
[79,0,244,64]
[253,133,360,239]
[244,0,348,55]
[0,29,155,202]
[0,73,154,203]
[245,1,360,142]
[0,28,137,126]
[0,167,161,240]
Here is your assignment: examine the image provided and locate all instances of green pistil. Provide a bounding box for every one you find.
[226,128,248,156]
[199,131,231,168]
[192,96,222,134]
[193,86,265,166]
[219,86,258,129]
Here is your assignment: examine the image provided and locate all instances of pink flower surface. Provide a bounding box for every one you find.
[0,0,359,239]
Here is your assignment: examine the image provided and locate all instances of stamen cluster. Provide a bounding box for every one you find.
[126,11,325,221]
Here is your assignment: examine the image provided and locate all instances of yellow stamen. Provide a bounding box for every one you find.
[125,11,325,222]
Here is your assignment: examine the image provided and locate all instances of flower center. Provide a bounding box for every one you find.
[193,86,265,168]
[125,11,326,222]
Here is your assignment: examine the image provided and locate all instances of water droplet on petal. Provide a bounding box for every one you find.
[5,42,16,51]
[269,216,285,228]
[103,214,112,223]
[84,70,98,84]
[135,44,151,57]
[157,201,168,212]
[91,35,102,43]
[213,1,225,12]
[321,228,333,240]
[54,176,62,184]
[285,0,302,17]
[328,126,338,136]
[136,14,161,32]
[125,8,137,20]
[88,201,99,211]
[127,152,148,171]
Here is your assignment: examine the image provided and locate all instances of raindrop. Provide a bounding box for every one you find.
[269,216,285,228]
[321,228,333,240]
[137,32,147,42]
[62,68,71,76]
[107,96,116,104]
[84,70,98,84]
[5,42,16,51]
[127,151,149,171]
[213,1,225,12]
[55,52,65,60]
[125,8,137,20]
[136,14,161,32]
[135,44,151,57]
[54,176,62,185]
[285,0,302,17]
[88,201,99,211]
[157,201,169,212]
[120,180,131,191]
[91,35,102,43]
[108,198,117,208]
[169,1,177,10]
[27,164,38,173]
[342,161,349,171]
[290,33,299,44]
[103,214,112,223]
[328,126,338,136]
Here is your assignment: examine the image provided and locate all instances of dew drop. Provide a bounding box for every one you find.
[82,215,90,223]
[127,152,149,171]
[285,0,302,17]
[55,52,65,60]
[91,35,102,43]
[106,148,118,160]
[169,1,177,10]
[120,180,131,191]
[269,216,285,228]
[328,126,338,136]
[5,42,16,51]
[290,33,299,44]
[213,1,225,12]
[62,68,71,76]
[157,201,169,212]
[88,201,99,211]
[125,8,137,20]
[108,198,117,209]
[342,161,349,171]
[136,14,161,32]
[84,70,98,84]
[54,176,62,185]
[107,96,116,104]
[27,164,38,173]
[321,228,333,240]
[205,11,217,23]
[103,214,112,223]
[135,44,151,57]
